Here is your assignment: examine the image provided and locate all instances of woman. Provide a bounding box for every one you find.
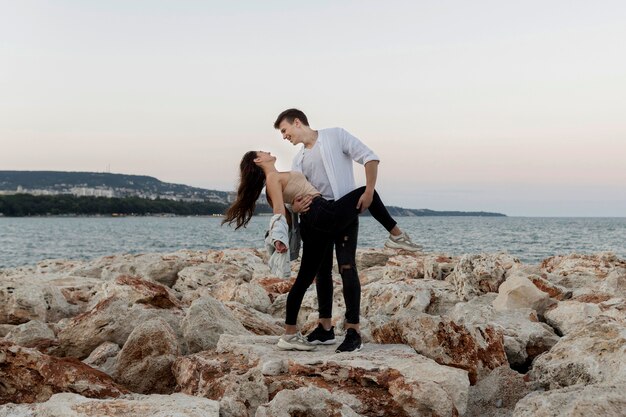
[223,151,416,351]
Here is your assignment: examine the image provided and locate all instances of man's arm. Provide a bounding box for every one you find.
[356,160,378,212]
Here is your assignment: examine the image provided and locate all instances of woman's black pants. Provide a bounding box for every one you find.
[285,187,397,326]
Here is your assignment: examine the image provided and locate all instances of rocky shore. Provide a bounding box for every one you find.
[1,248,624,416]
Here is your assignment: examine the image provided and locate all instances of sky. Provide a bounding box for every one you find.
[1,1,625,216]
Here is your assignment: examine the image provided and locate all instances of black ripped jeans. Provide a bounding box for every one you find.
[285,187,397,326]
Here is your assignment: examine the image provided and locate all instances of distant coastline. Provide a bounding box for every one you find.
[0,171,506,218]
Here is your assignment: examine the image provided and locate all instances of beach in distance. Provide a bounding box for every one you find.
[1,216,625,269]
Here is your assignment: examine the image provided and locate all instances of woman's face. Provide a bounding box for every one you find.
[255,151,276,164]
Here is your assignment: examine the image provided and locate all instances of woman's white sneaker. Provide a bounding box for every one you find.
[384,232,422,252]
[277,332,317,351]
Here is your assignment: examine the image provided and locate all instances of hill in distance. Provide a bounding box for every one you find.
[0,171,506,217]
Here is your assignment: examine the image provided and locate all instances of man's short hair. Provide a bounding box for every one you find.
[274,108,309,129]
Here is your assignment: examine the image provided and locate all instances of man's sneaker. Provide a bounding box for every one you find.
[277,332,317,351]
[306,324,337,345]
[335,328,363,353]
[385,231,422,252]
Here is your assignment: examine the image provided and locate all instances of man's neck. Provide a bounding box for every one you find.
[301,128,319,149]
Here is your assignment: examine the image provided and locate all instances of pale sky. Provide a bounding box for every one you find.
[1,0,625,216]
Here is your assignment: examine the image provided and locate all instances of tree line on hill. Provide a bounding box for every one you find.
[0,194,252,217]
[0,194,505,217]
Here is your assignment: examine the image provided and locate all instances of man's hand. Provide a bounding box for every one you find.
[292,195,313,213]
[356,189,374,213]
[274,241,288,253]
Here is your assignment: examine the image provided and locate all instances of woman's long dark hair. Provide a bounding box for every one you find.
[222,151,266,229]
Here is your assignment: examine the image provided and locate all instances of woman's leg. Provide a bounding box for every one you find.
[285,227,332,327]
[332,186,397,232]
[315,242,335,322]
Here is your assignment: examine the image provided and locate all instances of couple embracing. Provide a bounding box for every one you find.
[224,109,420,353]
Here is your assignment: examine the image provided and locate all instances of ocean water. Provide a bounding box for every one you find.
[0,216,625,269]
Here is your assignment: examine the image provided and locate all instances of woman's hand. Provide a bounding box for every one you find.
[274,240,288,253]
[292,195,313,213]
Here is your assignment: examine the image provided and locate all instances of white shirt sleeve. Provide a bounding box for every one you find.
[339,128,379,165]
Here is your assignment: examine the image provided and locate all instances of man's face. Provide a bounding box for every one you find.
[278,119,302,145]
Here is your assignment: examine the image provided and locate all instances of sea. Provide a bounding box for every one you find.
[1,216,625,269]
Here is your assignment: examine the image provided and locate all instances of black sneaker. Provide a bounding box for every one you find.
[306,324,336,345]
[335,328,363,353]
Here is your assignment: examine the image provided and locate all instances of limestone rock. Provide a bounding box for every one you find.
[173,262,250,298]
[424,254,458,280]
[466,366,530,417]
[82,342,120,375]
[224,301,284,335]
[112,317,179,394]
[0,392,219,417]
[211,281,272,313]
[361,281,432,317]
[526,274,572,300]
[3,320,56,350]
[256,386,363,417]
[527,316,626,389]
[447,294,559,367]
[539,253,626,296]
[51,276,184,358]
[446,253,520,301]
[544,300,602,335]
[98,253,189,287]
[181,296,249,353]
[493,274,557,316]
[512,383,626,417]
[355,249,393,270]
[174,334,470,417]
[0,341,127,405]
[0,279,77,325]
[370,312,507,384]
[0,324,15,338]
[381,253,425,280]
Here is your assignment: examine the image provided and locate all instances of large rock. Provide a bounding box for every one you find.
[0,278,78,325]
[446,253,520,301]
[0,392,219,417]
[539,253,626,297]
[174,334,470,417]
[112,317,180,394]
[423,255,458,281]
[447,294,559,367]
[181,296,250,353]
[543,300,602,335]
[381,253,425,280]
[493,274,556,316]
[355,248,393,270]
[361,278,459,319]
[512,383,626,417]
[82,342,120,375]
[255,386,363,417]
[370,312,507,384]
[97,253,190,287]
[466,365,530,417]
[51,276,184,358]
[527,316,626,390]
[0,341,127,405]
[224,301,284,335]
[3,320,56,350]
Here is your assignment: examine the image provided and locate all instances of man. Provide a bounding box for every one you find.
[274,108,420,352]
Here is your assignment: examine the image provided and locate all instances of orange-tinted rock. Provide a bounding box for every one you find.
[0,340,127,405]
[371,313,507,384]
[112,317,180,394]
